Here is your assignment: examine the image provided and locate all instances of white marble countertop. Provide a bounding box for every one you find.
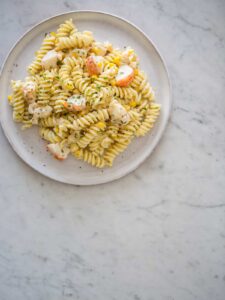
[0,0,225,299]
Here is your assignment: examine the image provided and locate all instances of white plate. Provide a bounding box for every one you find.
[0,11,171,185]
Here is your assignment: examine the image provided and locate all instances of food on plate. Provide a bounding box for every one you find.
[8,19,160,168]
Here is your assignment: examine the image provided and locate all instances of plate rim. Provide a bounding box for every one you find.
[0,10,172,185]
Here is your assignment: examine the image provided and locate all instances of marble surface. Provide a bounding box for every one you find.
[0,0,225,299]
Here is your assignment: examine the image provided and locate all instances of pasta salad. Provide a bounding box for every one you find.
[8,19,160,168]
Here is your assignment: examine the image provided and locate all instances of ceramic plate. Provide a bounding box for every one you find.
[0,11,171,185]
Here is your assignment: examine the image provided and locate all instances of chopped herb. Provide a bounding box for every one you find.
[57,60,63,66]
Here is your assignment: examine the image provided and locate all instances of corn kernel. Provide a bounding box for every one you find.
[110,79,116,86]
[134,69,139,75]
[72,52,78,58]
[108,63,115,68]
[91,75,98,79]
[130,100,137,107]
[54,126,59,134]
[93,47,101,55]
[65,82,74,90]
[50,31,56,37]
[96,121,106,129]
[75,149,83,158]
[8,95,12,102]
[113,57,121,66]
[97,62,103,68]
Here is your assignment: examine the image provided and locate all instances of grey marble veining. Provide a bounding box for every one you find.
[0,0,225,299]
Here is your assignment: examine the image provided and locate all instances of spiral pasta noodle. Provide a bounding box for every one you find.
[37,71,54,106]
[72,148,106,168]
[39,128,61,143]
[27,35,56,75]
[53,90,71,113]
[39,115,58,127]
[73,109,109,130]
[104,49,122,64]
[111,86,138,101]
[131,72,155,100]
[71,67,101,106]
[104,139,131,166]
[77,122,106,148]
[135,104,161,137]
[56,19,77,38]
[11,81,25,122]
[56,32,94,50]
